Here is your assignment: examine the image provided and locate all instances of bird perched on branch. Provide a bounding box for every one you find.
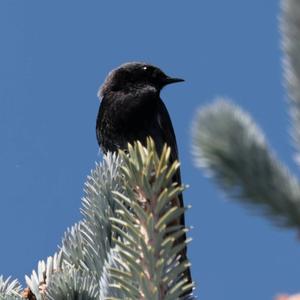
[96,62,192,292]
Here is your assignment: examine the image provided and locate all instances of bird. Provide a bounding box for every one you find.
[96,62,192,293]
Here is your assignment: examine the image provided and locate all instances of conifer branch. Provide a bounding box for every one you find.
[0,276,21,299]
[281,0,300,163]
[192,99,300,228]
[15,141,193,299]
[109,139,194,299]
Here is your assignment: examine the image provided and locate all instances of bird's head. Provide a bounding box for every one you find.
[99,62,184,97]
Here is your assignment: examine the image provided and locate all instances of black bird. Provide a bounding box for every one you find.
[96,62,192,291]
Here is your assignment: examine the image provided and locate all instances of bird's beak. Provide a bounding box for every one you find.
[163,76,185,85]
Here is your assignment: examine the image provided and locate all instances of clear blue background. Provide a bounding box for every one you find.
[0,1,299,299]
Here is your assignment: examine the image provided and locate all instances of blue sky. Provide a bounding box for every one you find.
[0,1,299,299]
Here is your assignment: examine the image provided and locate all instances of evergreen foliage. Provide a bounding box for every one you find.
[192,99,300,228]
[1,142,193,299]
[0,276,21,299]
[192,0,300,229]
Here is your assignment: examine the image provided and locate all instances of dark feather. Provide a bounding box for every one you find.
[96,62,192,294]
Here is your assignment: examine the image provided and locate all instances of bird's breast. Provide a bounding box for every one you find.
[99,93,162,152]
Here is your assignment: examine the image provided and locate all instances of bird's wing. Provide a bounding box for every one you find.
[156,99,180,177]
[156,99,185,213]
[96,95,122,152]
[156,99,191,283]
[96,99,104,147]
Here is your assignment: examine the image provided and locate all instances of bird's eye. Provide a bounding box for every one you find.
[141,66,154,75]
